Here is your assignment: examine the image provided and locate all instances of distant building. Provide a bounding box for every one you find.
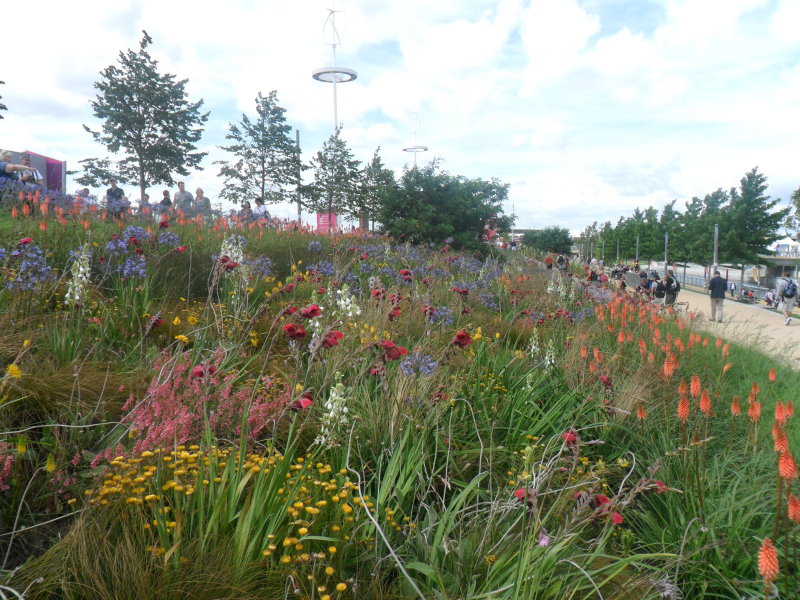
[757,236,798,285]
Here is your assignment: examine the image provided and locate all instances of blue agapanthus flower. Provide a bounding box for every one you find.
[122,255,147,279]
[122,226,149,242]
[400,353,437,377]
[6,243,53,291]
[157,231,180,247]
[248,256,273,278]
[309,260,335,276]
[430,306,454,326]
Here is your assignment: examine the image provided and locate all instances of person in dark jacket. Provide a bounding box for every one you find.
[707,270,727,323]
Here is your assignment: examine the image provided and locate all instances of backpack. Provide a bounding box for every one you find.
[669,277,680,293]
[654,281,666,298]
[783,279,797,299]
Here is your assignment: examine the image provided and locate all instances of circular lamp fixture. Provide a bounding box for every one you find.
[403,145,428,153]
[312,67,358,83]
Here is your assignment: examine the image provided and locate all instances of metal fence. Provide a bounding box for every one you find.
[623,271,771,299]
[673,273,770,299]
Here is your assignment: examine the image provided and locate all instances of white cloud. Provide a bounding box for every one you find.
[1,0,798,232]
[770,0,800,44]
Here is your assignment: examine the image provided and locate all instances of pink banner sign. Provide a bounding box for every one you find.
[316,212,337,234]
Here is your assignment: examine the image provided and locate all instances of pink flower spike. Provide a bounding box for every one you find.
[610,512,624,525]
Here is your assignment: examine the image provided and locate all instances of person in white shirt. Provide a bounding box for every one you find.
[253,197,270,220]
[18,153,44,186]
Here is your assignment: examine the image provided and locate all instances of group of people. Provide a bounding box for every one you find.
[103,180,214,218]
[633,268,681,306]
[0,150,44,186]
[228,198,270,222]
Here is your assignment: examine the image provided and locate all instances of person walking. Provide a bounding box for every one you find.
[775,270,797,326]
[664,269,680,306]
[708,270,727,323]
[174,182,194,214]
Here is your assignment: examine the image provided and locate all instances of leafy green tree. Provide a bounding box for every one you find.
[307,128,361,223]
[0,81,6,119]
[215,90,298,206]
[379,161,512,251]
[78,31,209,202]
[521,226,572,254]
[719,168,789,265]
[357,148,396,231]
[787,186,800,236]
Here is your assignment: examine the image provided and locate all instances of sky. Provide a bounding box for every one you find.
[2,0,799,233]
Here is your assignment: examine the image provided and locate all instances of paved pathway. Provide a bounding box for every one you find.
[673,287,800,365]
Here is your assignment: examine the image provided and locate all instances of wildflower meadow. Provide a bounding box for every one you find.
[0,190,798,599]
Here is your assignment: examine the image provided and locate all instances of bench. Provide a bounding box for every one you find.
[734,295,757,304]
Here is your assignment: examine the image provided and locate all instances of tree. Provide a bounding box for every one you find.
[78,31,209,202]
[215,90,298,206]
[0,81,6,119]
[379,161,513,251]
[521,226,572,254]
[358,148,396,231]
[307,128,361,223]
[787,186,800,237]
[719,168,789,265]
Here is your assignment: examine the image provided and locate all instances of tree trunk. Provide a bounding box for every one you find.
[139,163,146,209]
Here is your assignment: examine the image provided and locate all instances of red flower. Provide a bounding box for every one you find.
[599,375,613,389]
[190,364,217,379]
[19,237,33,245]
[290,393,314,412]
[282,306,298,316]
[452,330,472,348]
[370,365,386,377]
[300,304,322,319]
[223,261,239,271]
[388,306,401,321]
[317,287,327,294]
[322,330,344,348]
[360,253,369,260]
[283,323,307,340]
[159,220,170,229]
[513,488,534,503]
[594,494,611,507]
[653,480,668,494]
[610,511,624,525]
[379,339,408,361]
[283,283,296,293]
[561,430,578,445]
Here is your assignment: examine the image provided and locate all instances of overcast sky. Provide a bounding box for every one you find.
[2,0,799,232]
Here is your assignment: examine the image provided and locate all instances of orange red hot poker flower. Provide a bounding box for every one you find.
[758,538,779,583]
[690,375,701,398]
[677,395,690,423]
[779,451,798,481]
